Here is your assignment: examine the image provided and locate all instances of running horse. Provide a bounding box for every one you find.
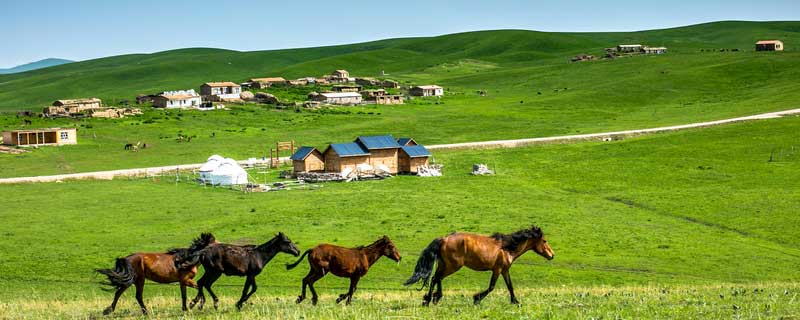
[286,235,402,305]
[95,233,217,315]
[404,225,554,305]
[187,232,300,311]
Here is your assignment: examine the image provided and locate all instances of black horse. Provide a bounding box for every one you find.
[187,232,300,310]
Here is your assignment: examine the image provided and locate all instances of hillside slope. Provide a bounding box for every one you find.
[0,21,797,110]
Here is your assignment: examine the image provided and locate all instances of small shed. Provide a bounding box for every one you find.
[249,77,286,88]
[617,44,643,53]
[2,128,77,146]
[332,85,362,92]
[291,146,324,173]
[643,47,667,54]
[410,85,443,97]
[309,92,363,105]
[756,40,784,51]
[323,142,370,173]
[398,145,431,174]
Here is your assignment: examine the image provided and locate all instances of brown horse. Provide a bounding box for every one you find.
[188,232,300,310]
[286,235,402,305]
[404,225,554,306]
[96,233,217,315]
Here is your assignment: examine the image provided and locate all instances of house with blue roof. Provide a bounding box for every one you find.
[290,146,324,173]
[322,142,371,173]
[399,145,432,173]
[354,135,402,173]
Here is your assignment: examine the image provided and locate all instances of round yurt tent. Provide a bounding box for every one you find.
[209,158,249,186]
[199,155,224,183]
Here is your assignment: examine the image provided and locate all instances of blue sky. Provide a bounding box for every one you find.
[1,0,798,68]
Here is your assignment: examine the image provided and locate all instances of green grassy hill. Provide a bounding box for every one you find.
[0,21,797,110]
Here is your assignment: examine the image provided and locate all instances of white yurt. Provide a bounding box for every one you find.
[199,155,224,183]
[209,158,249,186]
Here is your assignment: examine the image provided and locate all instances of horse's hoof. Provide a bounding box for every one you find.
[473,296,482,305]
[141,309,149,315]
[312,299,318,306]
[422,300,431,307]
[296,296,305,304]
[236,303,243,311]
[102,307,113,315]
[510,299,520,305]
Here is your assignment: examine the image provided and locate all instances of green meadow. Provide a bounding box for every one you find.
[1,116,799,318]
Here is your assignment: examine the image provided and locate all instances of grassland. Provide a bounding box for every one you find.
[1,115,798,318]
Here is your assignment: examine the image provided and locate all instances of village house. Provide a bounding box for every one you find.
[308,92,363,105]
[643,47,668,54]
[617,44,643,53]
[332,85,362,93]
[200,82,242,101]
[381,79,400,88]
[373,95,404,105]
[355,77,380,86]
[410,85,444,97]
[2,128,77,147]
[89,108,142,118]
[42,98,104,117]
[249,77,286,89]
[756,40,784,51]
[290,146,325,173]
[323,142,370,173]
[360,89,386,98]
[398,145,431,174]
[152,89,202,108]
[287,79,309,86]
[330,69,350,82]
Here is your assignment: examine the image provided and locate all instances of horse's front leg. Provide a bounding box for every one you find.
[180,283,188,311]
[336,276,360,305]
[473,270,500,305]
[502,269,519,304]
[236,276,254,310]
[189,275,206,310]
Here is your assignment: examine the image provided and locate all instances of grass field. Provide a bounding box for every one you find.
[1,115,798,318]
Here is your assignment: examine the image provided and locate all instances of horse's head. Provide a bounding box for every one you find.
[276,232,301,256]
[381,235,402,262]
[531,236,554,261]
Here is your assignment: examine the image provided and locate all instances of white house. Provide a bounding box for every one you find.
[152,89,202,108]
[410,85,444,97]
[309,92,363,105]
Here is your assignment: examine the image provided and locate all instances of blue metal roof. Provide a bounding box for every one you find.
[290,146,317,161]
[401,145,431,158]
[329,142,370,157]
[397,137,413,146]
[356,135,400,150]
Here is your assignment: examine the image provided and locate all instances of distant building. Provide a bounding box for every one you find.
[410,85,444,97]
[355,77,380,86]
[323,142,370,173]
[249,77,286,89]
[287,79,309,86]
[331,69,349,79]
[152,89,202,108]
[617,44,643,53]
[381,79,400,88]
[354,135,401,174]
[200,82,242,100]
[309,92,362,105]
[332,85,362,93]
[2,128,77,146]
[290,146,325,173]
[643,47,668,54]
[756,40,784,51]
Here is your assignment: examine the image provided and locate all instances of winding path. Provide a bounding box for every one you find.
[1,108,798,184]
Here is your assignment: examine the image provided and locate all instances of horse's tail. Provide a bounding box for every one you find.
[96,258,135,289]
[403,238,443,288]
[285,250,311,270]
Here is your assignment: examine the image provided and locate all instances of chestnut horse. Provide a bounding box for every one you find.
[95,233,217,315]
[404,225,554,305]
[188,232,300,310]
[286,235,402,305]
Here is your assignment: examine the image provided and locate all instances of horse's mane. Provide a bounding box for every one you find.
[169,233,216,265]
[356,236,389,250]
[491,225,543,252]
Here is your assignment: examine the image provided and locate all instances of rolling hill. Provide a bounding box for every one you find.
[0,21,797,110]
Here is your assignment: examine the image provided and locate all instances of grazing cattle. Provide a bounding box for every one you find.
[404,225,554,306]
[287,236,402,305]
[95,233,217,315]
[188,233,300,310]
[124,143,133,150]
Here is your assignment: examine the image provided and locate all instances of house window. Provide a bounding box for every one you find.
[60,131,69,140]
